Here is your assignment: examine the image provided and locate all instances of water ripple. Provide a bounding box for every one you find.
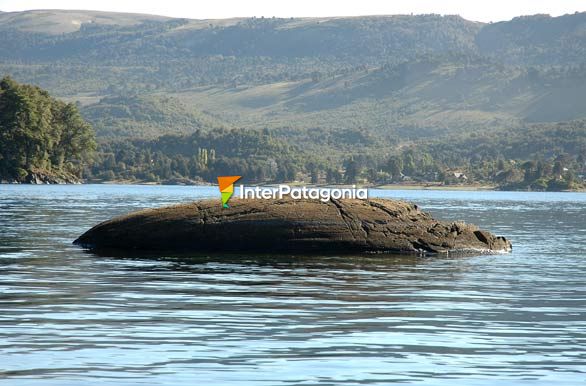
[0,185,585,385]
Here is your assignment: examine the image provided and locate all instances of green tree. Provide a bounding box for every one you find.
[344,158,360,183]
[385,156,403,181]
[0,77,95,181]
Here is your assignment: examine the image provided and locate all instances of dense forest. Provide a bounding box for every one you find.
[0,77,95,183]
[88,120,585,191]
[0,10,585,190]
[90,128,303,184]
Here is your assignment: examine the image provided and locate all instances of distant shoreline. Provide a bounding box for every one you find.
[3,179,585,192]
[372,183,496,191]
[92,180,498,191]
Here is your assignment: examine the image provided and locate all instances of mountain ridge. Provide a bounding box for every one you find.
[0,10,584,188]
[0,9,173,34]
[0,9,483,34]
[1,9,583,142]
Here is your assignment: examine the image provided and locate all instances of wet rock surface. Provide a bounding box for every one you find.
[74,198,512,255]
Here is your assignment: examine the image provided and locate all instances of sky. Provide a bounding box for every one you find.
[0,0,585,22]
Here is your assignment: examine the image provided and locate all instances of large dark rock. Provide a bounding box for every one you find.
[74,198,512,255]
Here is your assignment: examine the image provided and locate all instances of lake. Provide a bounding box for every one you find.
[0,184,585,385]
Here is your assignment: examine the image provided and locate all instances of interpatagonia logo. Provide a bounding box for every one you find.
[217,176,241,208]
[217,175,368,207]
[240,184,368,202]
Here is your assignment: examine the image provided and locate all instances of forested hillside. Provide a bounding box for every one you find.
[0,77,95,183]
[1,10,585,189]
[81,95,225,138]
[1,10,585,95]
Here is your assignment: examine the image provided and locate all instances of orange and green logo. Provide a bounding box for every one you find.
[217,176,241,208]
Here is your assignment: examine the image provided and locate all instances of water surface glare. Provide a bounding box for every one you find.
[0,185,585,385]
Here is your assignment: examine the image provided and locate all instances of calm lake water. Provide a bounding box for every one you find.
[0,184,585,385]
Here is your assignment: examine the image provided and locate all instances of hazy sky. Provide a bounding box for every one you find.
[0,0,585,22]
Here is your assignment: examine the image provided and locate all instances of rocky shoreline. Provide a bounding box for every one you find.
[74,198,512,256]
[1,169,81,184]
